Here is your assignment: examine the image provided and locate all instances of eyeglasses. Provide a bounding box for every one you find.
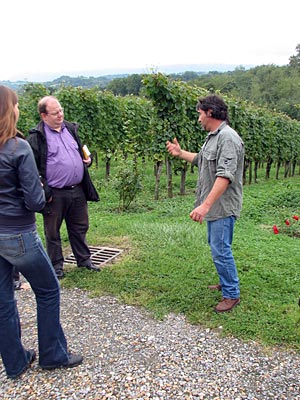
[46,108,64,116]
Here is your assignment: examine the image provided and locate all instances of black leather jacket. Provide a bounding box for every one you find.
[0,136,45,229]
[28,120,99,202]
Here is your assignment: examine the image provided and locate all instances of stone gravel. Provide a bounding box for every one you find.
[1,286,300,400]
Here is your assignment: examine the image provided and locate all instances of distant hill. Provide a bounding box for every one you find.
[0,63,255,91]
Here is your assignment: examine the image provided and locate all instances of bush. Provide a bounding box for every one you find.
[111,159,143,212]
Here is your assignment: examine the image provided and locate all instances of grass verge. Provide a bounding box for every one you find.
[39,162,300,350]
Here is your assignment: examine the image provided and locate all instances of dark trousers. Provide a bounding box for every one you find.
[13,267,20,281]
[43,184,91,272]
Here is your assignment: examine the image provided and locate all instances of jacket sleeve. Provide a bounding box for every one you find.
[27,130,53,201]
[18,141,46,212]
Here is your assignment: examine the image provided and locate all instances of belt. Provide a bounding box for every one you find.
[53,184,79,190]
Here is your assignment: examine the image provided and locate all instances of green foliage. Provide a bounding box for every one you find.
[106,74,143,96]
[119,95,154,159]
[17,83,50,135]
[242,179,300,221]
[96,90,123,159]
[55,86,101,148]
[142,73,207,159]
[193,63,300,120]
[110,159,143,211]
[16,78,300,198]
[289,43,300,68]
[266,187,300,209]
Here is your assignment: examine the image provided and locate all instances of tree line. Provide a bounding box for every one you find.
[5,44,300,123]
[16,73,300,200]
[107,44,300,121]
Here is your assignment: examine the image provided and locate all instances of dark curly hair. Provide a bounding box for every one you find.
[196,95,230,123]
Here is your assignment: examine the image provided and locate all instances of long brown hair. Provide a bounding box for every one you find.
[0,85,19,147]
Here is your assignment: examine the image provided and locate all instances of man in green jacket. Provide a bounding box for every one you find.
[166,95,244,313]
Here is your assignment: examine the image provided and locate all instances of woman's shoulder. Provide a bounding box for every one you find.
[15,136,31,148]
[6,136,32,154]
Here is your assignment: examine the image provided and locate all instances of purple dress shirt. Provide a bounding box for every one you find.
[44,123,84,188]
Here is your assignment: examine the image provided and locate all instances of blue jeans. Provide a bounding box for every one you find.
[0,230,69,378]
[207,216,240,299]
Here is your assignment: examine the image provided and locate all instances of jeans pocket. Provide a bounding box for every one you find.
[0,235,25,258]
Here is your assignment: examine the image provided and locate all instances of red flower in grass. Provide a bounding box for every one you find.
[273,216,299,237]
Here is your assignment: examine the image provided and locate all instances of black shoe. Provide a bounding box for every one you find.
[14,280,22,290]
[55,270,65,279]
[41,353,83,370]
[9,349,36,379]
[78,262,101,272]
[63,353,83,368]
[28,349,36,364]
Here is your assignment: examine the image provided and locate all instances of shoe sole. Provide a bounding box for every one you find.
[78,265,101,272]
[86,267,101,272]
[208,285,222,291]
[41,362,82,370]
[41,357,83,370]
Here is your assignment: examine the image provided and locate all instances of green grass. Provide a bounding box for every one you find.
[40,161,300,350]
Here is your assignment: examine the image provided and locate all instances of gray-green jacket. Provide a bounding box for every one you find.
[192,122,244,221]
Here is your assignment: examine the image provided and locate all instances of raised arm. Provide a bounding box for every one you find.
[166,138,197,163]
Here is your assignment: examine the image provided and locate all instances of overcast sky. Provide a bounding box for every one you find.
[2,0,299,81]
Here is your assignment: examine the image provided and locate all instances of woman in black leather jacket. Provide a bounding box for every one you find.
[0,86,83,379]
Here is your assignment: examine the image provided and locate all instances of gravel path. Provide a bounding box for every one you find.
[1,286,300,400]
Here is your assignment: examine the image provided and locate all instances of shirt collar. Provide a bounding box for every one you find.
[210,121,227,136]
[44,121,65,133]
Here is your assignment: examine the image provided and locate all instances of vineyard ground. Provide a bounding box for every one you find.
[36,159,300,350]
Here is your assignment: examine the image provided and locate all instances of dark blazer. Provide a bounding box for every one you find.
[27,120,99,203]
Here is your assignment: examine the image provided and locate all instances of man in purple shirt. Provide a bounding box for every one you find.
[28,96,100,279]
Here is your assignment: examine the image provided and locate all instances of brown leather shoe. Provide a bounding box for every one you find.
[214,298,240,313]
[208,284,222,291]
